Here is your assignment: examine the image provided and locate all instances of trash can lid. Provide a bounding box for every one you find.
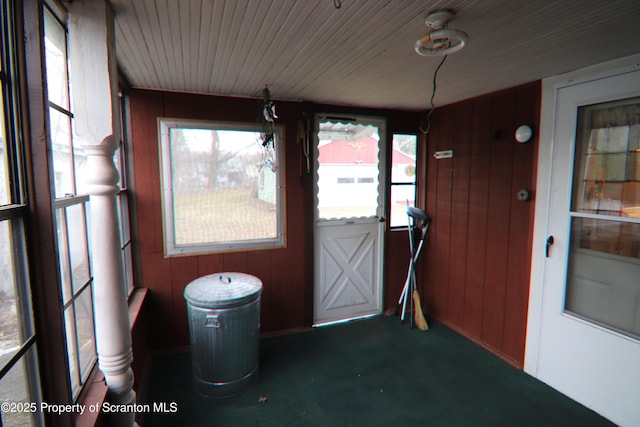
[184,272,263,308]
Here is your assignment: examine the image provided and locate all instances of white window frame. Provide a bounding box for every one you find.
[389,133,418,228]
[158,118,286,256]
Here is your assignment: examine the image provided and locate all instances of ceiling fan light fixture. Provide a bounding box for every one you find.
[415,10,468,57]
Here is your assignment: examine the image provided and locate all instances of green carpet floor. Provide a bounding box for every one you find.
[139,315,613,426]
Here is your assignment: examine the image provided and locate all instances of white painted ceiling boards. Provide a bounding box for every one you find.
[110,0,640,110]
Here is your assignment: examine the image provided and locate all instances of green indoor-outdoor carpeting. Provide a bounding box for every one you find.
[139,315,613,427]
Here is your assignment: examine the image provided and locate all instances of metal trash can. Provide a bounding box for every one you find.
[184,272,262,398]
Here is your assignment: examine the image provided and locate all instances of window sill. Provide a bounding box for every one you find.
[75,287,148,427]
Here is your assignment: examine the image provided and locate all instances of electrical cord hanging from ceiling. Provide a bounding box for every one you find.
[333,0,343,9]
[419,54,448,135]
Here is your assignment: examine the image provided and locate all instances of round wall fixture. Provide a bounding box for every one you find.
[515,125,533,143]
[415,10,468,57]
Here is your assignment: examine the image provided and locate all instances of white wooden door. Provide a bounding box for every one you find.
[532,66,640,427]
[313,116,385,325]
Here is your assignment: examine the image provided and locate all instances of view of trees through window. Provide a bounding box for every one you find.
[160,121,285,255]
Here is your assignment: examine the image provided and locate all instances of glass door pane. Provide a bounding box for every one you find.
[316,121,381,220]
[566,97,640,338]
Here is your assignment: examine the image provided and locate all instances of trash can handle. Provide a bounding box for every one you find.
[219,275,232,284]
[205,314,220,328]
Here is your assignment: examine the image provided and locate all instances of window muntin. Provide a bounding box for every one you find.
[390,134,418,228]
[159,119,285,256]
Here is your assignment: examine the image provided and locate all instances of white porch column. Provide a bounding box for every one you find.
[67,1,136,426]
[85,138,136,426]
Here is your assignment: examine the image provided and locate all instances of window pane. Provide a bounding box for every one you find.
[63,306,80,396]
[0,346,44,427]
[390,134,417,227]
[55,208,73,304]
[73,145,89,196]
[0,220,34,367]
[171,128,277,244]
[317,122,380,219]
[391,135,417,184]
[115,144,127,189]
[566,217,640,338]
[0,89,10,206]
[49,108,73,197]
[117,193,131,244]
[43,8,69,109]
[573,99,640,218]
[66,204,90,294]
[123,244,134,296]
[75,288,96,381]
[390,185,416,228]
[160,121,285,255]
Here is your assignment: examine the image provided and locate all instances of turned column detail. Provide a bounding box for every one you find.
[84,138,136,426]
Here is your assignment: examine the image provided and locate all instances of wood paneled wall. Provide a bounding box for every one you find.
[127,89,421,349]
[419,82,541,367]
[128,90,313,348]
[127,85,540,367]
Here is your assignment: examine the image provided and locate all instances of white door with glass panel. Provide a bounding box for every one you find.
[536,69,640,426]
[313,116,386,325]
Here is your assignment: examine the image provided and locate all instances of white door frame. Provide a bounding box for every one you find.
[526,53,640,426]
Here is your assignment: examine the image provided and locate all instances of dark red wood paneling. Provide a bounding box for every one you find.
[384,231,411,314]
[129,89,309,348]
[463,98,492,340]
[421,82,540,367]
[481,92,516,351]
[448,103,472,327]
[423,112,440,317]
[432,110,453,321]
[170,256,200,346]
[502,85,540,363]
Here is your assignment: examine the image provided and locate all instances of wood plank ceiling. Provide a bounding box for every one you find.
[110,0,640,110]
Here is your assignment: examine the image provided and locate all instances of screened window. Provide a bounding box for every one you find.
[159,119,285,256]
[390,134,418,228]
[0,1,45,425]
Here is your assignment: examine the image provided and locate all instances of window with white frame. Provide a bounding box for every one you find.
[0,1,45,425]
[390,134,418,228]
[158,119,286,256]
